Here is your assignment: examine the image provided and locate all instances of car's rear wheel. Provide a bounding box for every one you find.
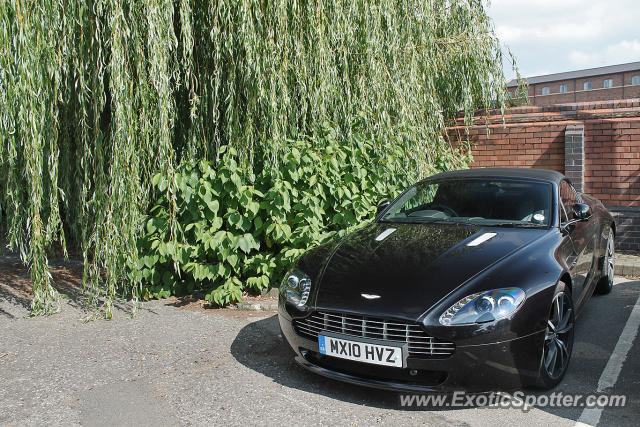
[534,283,575,390]
[595,230,614,295]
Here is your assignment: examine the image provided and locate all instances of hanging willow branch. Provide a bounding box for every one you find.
[0,0,512,317]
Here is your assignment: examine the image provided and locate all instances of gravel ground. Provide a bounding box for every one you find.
[1,261,639,426]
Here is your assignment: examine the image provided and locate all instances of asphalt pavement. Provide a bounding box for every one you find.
[1,277,639,426]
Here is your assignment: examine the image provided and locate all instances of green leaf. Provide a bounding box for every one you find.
[236,233,258,254]
[210,216,223,231]
[254,216,264,231]
[228,213,242,227]
[246,201,260,217]
[227,254,239,269]
[206,199,220,215]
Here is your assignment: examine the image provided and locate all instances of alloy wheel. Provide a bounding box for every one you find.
[605,232,615,286]
[543,292,574,379]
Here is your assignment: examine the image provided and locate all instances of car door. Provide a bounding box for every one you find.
[559,180,597,308]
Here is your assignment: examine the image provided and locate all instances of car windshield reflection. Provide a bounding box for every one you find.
[380,178,552,228]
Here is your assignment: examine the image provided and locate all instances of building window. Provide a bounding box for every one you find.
[583,81,592,90]
[559,84,568,93]
[603,78,613,88]
[632,75,640,85]
[541,87,550,95]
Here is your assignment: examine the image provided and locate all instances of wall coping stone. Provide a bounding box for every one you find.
[451,98,640,128]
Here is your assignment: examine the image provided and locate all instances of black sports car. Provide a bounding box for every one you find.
[278,168,616,391]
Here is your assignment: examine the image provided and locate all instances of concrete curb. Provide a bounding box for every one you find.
[617,251,640,277]
[234,299,278,311]
[232,287,279,311]
[615,264,640,278]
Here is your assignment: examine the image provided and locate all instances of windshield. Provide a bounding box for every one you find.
[380,178,552,228]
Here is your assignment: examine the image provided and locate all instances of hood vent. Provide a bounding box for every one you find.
[466,232,497,247]
[375,228,397,241]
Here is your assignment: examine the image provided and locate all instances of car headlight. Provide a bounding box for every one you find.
[281,269,311,307]
[438,288,526,326]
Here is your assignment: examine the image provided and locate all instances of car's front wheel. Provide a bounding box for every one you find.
[533,283,575,390]
[595,230,614,295]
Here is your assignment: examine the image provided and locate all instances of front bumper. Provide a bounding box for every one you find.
[279,310,545,392]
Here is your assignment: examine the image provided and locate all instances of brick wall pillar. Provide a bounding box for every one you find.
[564,124,585,191]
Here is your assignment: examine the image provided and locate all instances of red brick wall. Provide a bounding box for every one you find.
[449,99,640,207]
[451,123,565,171]
[584,118,640,206]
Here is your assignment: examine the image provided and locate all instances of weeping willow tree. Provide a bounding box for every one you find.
[0,0,512,317]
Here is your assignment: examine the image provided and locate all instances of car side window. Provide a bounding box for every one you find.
[559,181,576,220]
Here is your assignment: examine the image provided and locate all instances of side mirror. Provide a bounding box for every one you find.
[376,200,390,216]
[572,203,592,221]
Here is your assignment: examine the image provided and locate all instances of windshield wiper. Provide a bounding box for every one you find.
[380,217,461,225]
[487,222,545,228]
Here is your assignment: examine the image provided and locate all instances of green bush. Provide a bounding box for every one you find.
[1,0,509,316]
[136,123,461,305]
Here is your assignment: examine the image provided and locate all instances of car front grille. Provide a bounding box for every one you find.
[293,311,455,359]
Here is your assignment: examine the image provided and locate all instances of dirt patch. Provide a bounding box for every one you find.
[0,256,276,318]
[0,256,85,303]
[0,258,32,298]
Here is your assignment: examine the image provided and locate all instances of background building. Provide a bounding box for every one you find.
[508,62,640,105]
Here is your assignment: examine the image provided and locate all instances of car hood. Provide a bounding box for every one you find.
[313,222,546,321]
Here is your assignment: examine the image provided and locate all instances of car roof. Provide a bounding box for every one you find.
[424,167,566,184]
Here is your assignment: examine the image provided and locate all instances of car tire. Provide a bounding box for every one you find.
[595,230,614,295]
[533,282,575,390]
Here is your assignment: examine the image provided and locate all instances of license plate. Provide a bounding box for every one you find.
[318,334,404,368]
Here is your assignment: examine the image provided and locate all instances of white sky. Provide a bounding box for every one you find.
[487,0,640,80]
